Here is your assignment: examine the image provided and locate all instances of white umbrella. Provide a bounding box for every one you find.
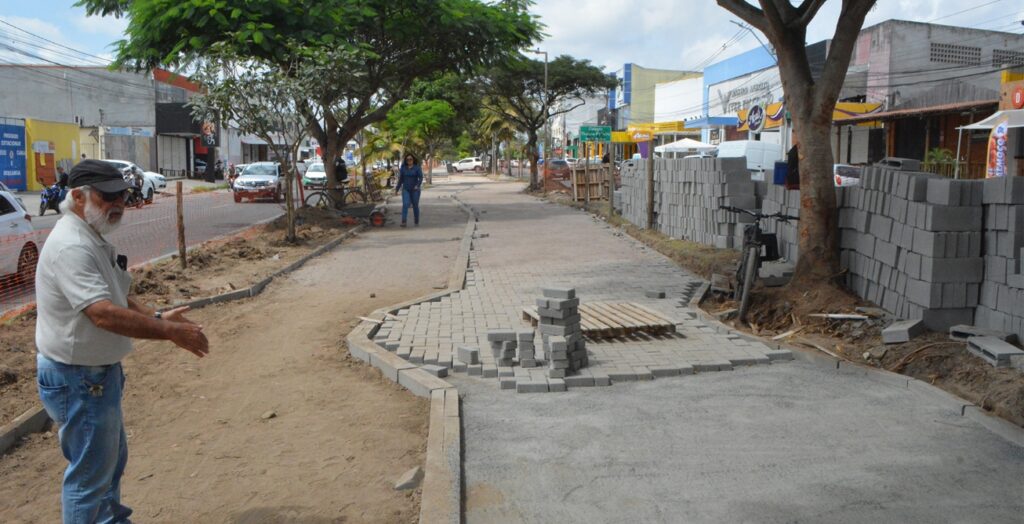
[655,137,718,153]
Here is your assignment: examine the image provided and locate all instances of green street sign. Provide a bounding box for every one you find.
[579,125,612,142]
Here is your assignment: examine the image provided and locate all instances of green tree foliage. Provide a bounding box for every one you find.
[79,0,541,190]
[480,55,617,188]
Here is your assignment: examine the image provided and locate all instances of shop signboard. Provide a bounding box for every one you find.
[709,66,782,118]
[0,119,26,190]
[580,125,612,142]
[985,116,1009,178]
[747,104,766,133]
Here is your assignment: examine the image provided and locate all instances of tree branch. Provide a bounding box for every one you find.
[814,0,876,108]
[795,0,829,27]
[716,0,768,32]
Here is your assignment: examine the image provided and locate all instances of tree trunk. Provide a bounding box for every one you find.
[791,105,840,285]
[527,131,539,189]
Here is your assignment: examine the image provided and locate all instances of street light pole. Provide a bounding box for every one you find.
[528,48,549,189]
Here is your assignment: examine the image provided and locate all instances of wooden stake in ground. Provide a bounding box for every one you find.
[176,181,186,269]
[584,142,591,205]
[607,139,615,217]
[646,137,655,229]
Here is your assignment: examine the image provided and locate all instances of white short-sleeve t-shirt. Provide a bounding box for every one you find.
[35,213,133,365]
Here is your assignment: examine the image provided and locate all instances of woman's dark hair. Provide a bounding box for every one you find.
[404,153,419,165]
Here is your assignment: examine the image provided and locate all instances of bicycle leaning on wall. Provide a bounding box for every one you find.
[718,205,799,323]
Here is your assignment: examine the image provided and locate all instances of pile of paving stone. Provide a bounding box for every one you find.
[536,287,588,378]
[487,330,518,367]
[516,328,539,367]
[619,157,756,249]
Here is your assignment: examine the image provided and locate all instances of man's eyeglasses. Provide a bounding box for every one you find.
[97,189,128,202]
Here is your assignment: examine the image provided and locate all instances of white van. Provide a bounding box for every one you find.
[716,140,783,180]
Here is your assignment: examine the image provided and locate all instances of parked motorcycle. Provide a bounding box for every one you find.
[123,172,145,209]
[39,184,66,216]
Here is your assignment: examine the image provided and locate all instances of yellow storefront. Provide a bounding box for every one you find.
[25,119,80,191]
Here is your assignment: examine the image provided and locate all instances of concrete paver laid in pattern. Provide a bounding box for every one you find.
[374,177,789,392]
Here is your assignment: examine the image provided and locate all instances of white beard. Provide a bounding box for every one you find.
[84,198,122,235]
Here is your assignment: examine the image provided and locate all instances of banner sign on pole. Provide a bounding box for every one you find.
[985,116,1009,178]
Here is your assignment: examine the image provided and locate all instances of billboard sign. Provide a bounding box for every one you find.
[580,125,612,142]
[0,119,26,190]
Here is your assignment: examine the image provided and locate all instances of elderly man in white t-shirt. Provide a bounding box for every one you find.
[35,159,209,523]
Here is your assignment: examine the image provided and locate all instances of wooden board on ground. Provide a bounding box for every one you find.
[522,302,675,339]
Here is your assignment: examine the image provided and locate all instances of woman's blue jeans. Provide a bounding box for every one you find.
[401,189,421,224]
[37,354,132,524]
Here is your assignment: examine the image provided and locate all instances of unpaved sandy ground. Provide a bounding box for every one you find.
[1,208,359,429]
[0,193,466,523]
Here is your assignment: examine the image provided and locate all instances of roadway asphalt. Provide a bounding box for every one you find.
[1,188,283,315]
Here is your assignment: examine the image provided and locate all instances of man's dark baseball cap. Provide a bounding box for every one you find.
[68,159,131,193]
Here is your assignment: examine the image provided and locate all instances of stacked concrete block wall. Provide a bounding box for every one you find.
[619,157,756,249]
[760,183,801,261]
[838,168,985,330]
[975,176,1024,343]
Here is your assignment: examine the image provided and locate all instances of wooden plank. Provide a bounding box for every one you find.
[580,304,626,337]
[599,302,649,328]
[589,302,645,333]
[617,302,664,325]
[578,304,616,337]
[621,303,676,335]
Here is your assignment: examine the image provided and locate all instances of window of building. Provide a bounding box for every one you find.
[929,42,981,66]
[993,49,1024,68]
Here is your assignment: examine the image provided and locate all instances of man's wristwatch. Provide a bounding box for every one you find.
[154,311,163,320]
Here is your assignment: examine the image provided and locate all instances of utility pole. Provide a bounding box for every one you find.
[527,48,549,189]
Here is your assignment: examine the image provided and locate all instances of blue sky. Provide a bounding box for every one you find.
[1,1,1022,72]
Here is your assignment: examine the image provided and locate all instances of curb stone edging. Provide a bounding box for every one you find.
[0,224,366,455]
[0,405,50,455]
[694,283,1024,446]
[346,195,474,524]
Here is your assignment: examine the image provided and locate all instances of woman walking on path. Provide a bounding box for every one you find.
[396,153,423,227]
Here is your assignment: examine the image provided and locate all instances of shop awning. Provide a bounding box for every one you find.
[682,116,739,129]
[958,109,1024,130]
[655,138,717,153]
[835,100,996,125]
[738,101,883,130]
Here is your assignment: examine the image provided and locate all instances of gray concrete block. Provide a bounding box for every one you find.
[650,366,682,377]
[547,378,567,392]
[421,364,449,378]
[921,308,975,331]
[564,375,595,388]
[486,330,516,342]
[482,365,498,378]
[516,380,549,393]
[919,256,984,283]
[467,364,483,376]
[966,336,1024,367]
[924,205,982,232]
[925,178,961,206]
[547,368,567,378]
[541,287,576,299]
[457,346,480,365]
[882,319,926,344]
[499,377,517,390]
[949,324,1019,343]
[547,297,580,309]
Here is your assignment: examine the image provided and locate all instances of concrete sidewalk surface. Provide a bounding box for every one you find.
[446,177,1023,524]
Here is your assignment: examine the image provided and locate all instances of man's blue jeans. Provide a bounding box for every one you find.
[401,188,421,224]
[37,354,132,524]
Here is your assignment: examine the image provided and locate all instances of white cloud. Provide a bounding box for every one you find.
[0,15,112,66]
[70,13,128,40]
[531,0,1023,73]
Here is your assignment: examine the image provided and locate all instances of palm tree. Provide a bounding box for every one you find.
[477,101,520,176]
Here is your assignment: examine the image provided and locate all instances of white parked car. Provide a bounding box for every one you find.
[0,188,37,282]
[102,159,160,202]
[233,162,284,203]
[834,164,863,187]
[452,157,484,172]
